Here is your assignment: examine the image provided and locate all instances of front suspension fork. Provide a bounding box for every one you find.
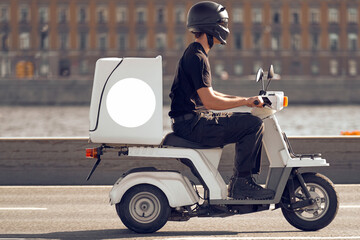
[294,169,312,199]
[284,168,315,210]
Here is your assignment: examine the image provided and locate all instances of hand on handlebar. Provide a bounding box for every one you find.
[247,96,264,108]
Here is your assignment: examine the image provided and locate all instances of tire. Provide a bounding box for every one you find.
[281,172,339,231]
[116,184,171,233]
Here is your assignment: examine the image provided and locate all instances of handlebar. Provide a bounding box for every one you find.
[252,92,287,112]
[254,97,272,107]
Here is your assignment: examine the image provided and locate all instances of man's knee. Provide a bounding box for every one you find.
[258,121,264,134]
[250,115,264,134]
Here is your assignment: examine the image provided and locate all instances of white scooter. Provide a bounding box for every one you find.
[86,59,338,234]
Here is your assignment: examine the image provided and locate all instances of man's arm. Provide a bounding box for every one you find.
[213,90,237,98]
[197,87,263,110]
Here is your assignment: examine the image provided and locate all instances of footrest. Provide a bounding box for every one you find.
[292,153,322,159]
[210,198,273,205]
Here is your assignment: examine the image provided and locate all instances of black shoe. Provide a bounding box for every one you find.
[228,176,275,200]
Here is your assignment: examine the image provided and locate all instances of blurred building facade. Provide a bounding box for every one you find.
[0,0,360,81]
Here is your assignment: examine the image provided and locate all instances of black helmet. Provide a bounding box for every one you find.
[187,1,230,45]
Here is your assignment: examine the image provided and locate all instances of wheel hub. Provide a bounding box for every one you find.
[129,192,161,224]
[294,183,329,221]
[140,201,150,211]
[305,191,322,214]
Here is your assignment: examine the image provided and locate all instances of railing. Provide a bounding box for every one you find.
[0,136,359,185]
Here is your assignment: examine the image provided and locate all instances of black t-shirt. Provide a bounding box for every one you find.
[169,42,212,118]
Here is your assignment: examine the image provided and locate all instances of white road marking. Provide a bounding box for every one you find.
[340,205,360,208]
[335,184,360,187]
[0,185,112,189]
[0,184,359,189]
[164,237,360,240]
[0,207,47,210]
[0,205,357,212]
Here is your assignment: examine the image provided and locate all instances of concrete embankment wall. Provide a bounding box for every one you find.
[2,78,360,105]
[0,137,359,185]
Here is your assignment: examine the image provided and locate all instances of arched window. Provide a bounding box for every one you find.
[273,11,281,23]
[233,8,243,23]
[175,6,185,24]
[329,59,338,75]
[157,7,166,23]
[349,60,357,76]
[19,32,30,50]
[329,33,339,51]
[348,8,358,23]
[348,33,357,50]
[329,8,339,23]
[309,8,320,23]
[291,34,301,50]
[136,7,147,23]
[156,33,166,50]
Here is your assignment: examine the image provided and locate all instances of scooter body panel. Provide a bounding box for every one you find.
[128,146,228,200]
[262,115,329,168]
[262,116,289,167]
[109,171,199,208]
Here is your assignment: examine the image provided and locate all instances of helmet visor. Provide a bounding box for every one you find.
[218,18,228,29]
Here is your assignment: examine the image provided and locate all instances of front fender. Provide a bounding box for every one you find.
[109,171,199,208]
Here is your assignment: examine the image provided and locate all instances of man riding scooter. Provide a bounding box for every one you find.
[169,1,275,200]
[86,2,338,233]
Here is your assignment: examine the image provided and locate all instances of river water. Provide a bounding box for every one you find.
[1,105,359,137]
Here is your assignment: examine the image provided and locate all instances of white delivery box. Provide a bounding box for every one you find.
[89,56,163,145]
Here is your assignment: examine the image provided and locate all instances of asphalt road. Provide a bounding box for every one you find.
[0,185,359,240]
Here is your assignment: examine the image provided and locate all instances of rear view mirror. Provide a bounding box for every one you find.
[255,68,264,82]
[267,65,274,79]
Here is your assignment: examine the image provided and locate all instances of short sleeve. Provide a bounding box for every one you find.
[187,54,212,90]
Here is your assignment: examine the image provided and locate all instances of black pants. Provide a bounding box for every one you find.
[172,112,264,175]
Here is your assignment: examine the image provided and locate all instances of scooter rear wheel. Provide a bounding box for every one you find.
[116,184,171,233]
[281,172,339,231]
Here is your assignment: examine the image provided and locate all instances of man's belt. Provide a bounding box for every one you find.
[171,113,195,123]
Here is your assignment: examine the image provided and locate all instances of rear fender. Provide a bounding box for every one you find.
[109,171,199,208]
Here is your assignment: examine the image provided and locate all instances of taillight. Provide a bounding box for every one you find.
[86,148,98,158]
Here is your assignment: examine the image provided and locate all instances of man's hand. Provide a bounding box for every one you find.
[246,96,264,108]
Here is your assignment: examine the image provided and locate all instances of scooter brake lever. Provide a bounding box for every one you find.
[263,97,272,106]
[254,96,269,107]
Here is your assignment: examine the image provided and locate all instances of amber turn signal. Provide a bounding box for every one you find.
[283,96,288,107]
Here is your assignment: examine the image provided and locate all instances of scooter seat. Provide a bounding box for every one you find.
[162,132,222,149]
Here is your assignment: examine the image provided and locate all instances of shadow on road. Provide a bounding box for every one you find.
[0,229,300,240]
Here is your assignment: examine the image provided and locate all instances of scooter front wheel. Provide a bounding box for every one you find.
[116,184,171,233]
[281,172,339,231]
